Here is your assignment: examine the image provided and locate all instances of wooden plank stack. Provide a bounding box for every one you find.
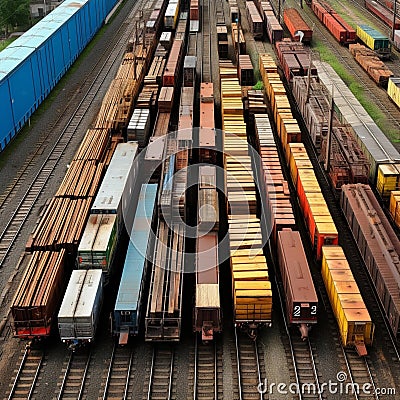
[349,43,393,87]
[11,250,67,337]
[73,128,109,161]
[220,61,272,325]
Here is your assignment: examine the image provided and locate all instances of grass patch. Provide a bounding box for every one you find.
[312,38,399,142]
[0,37,17,51]
[253,80,264,90]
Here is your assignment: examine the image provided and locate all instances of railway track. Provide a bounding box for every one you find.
[5,346,44,400]
[341,349,379,400]
[146,345,175,400]
[234,328,265,400]
[273,262,323,400]
[100,343,135,400]
[192,337,221,400]
[0,0,144,269]
[57,350,92,400]
[296,1,400,135]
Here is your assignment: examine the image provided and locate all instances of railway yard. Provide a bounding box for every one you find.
[1,0,400,398]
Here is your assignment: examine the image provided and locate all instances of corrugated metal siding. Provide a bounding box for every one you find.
[0,0,119,151]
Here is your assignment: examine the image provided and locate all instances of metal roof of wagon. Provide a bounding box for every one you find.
[114,184,157,311]
[91,142,138,214]
[314,61,400,164]
[0,0,87,80]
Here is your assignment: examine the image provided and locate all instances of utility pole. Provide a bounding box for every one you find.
[324,85,334,173]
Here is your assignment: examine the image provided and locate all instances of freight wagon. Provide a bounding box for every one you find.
[284,8,313,43]
[199,83,217,164]
[194,232,221,342]
[90,142,139,234]
[311,0,356,44]
[356,24,391,59]
[198,165,219,232]
[246,1,264,40]
[77,214,118,278]
[221,63,272,337]
[145,130,191,341]
[258,53,375,355]
[113,184,158,344]
[277,229,318,339]
[365,0,400,29]
[58,269,103,349]
[340,184,400,340]
[314,61,400,194]
[387,77,400,109]
[321,246,374,355]
[0,0,119,152]
[12,250,67,338]
[165,0,180,30]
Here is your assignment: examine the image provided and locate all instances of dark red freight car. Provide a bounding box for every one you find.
[277,229,318,339]
[284,8,313,43]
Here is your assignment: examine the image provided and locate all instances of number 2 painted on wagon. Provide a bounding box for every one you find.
[294,305,300,317]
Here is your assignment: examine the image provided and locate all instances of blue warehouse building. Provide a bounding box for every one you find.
[0,0,118,151]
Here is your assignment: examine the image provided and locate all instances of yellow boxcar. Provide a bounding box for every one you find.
[388,77,400,109]
[376,163,400,197]
[389,191,400,228]
[322,246,374,355]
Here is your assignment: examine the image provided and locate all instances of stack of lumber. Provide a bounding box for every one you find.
[26,198,91,251]
[11,250,67,335]
[144,55,167,85]
[73,128,109,161]
[55,161,104,198]
[220,61,272,323]
[158,87,174,112]
[151,222,184,315]
[136,85,159,110]
[349,43,393,86]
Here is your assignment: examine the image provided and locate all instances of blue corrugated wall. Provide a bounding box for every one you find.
[0,0,119,152]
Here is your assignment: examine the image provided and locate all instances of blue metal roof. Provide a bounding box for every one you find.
[114,184,158,311]
[0,0,87,80]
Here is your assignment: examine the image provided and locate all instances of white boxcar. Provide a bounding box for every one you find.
[77,214,117,276]
[91,142,139,233]
[58,269,103,347]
